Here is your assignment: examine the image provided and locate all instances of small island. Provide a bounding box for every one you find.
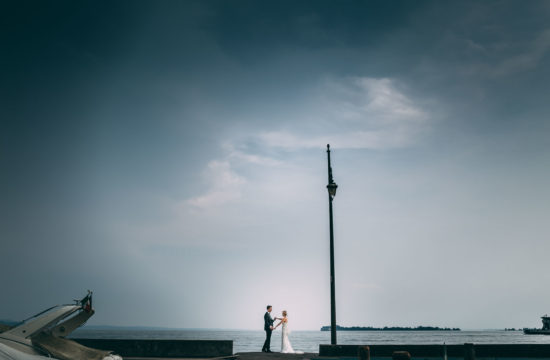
[321,325,460,331]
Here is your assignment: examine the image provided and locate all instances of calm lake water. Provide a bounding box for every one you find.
[70,329,550,353]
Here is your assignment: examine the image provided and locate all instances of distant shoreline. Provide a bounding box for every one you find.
[320,326,461,331]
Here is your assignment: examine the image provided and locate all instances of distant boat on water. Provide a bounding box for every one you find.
[320,325,460,331]
[524,315,550,335]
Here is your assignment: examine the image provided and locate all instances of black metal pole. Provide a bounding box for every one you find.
[327,144,337,345]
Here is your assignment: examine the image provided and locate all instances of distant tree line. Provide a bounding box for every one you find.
[320,325,461,331]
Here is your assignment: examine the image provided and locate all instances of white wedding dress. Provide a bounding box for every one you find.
[281,320,303,354]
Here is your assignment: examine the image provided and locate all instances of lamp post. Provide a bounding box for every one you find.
[326,144,338,345]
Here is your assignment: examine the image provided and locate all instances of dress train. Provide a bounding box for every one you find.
[281,322,303,354]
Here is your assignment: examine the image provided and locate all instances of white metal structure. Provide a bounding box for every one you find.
[0,292,115,360]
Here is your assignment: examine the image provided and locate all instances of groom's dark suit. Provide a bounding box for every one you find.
[262,311,275,352]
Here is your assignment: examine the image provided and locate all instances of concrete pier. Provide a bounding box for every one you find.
[67,340,550,359]
[73,339,233,358]
[319,344,550,358]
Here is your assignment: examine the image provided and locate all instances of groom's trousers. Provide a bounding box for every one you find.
[263,329,272,351]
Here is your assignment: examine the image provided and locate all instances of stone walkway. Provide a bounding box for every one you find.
[236,352,320,360]
[126,353,320,360]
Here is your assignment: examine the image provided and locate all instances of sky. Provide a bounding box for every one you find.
[2,0,550,331]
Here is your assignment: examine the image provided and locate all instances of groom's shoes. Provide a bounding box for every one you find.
[266,350,273,353]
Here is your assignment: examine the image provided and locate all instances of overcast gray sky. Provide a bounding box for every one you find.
[2,0,550,331]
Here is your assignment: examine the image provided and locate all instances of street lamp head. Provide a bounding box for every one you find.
[327,182,338,198]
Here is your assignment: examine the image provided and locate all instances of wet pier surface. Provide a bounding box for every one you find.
[237,352,319,360]
[125,354,319,360]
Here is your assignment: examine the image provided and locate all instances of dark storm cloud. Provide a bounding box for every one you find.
[208,0,419,54]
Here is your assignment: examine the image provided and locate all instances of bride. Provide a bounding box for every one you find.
[274,310,303,354]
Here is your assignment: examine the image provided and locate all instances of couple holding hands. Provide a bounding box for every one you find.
[262,305,302,354]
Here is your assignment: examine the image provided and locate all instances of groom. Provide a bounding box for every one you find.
[262,305,276,353]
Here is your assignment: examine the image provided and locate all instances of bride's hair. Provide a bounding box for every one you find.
[282,310,287,316]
